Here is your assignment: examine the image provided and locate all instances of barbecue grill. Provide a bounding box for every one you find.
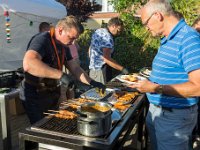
[0,70,24,150]
[0,69,24,88]
[19,94,148,150]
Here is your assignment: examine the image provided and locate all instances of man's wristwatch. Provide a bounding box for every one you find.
[157,85,164,94]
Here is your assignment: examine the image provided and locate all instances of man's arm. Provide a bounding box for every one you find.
[23,50,62,79]
[102,48,124,71]
[129,69,200,98]
[66,60,91,85]
[162,69,200,97]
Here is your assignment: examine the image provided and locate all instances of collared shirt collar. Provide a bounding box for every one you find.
[106,27,114,38]
[161,19,186,45]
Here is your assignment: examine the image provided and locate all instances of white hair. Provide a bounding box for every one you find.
[144,0,174,16]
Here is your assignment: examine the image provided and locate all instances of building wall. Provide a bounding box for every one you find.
[85,12,119,29]
[93,0,114,12]
[85,0,118,29]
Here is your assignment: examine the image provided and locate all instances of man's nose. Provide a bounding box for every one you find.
[145,25,150,30]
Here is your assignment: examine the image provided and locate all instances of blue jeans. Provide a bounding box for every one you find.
[146,104,197,150]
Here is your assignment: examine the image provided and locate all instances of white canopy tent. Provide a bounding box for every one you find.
[0,0,67,72]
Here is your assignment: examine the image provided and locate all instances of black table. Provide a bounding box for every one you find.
[19,94,148,150]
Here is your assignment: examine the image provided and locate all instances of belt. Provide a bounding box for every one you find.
[24,79,59,92]
[90,64,106,70]
[24,79,45,88]
[153,104,196,112]
[153,105,173,112]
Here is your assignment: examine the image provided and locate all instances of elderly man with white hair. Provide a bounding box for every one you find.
[129,0,200,149]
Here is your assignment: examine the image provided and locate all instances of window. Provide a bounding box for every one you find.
[94,0,115,12]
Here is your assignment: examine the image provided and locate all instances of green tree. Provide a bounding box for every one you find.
[77,0,200,73]
[171,0,200,25]
[57,0,102,22]
[109,0,200,73]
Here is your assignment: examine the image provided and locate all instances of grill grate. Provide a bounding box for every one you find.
[31,116,108,139]
[38,117,79,135]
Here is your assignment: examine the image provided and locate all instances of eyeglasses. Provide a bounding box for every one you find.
[67,35,77,41]
[143,13,155,26]
[66,32,78,41]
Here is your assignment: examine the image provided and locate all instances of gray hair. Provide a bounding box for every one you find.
[144,0,174,16]
[56,15,83,34]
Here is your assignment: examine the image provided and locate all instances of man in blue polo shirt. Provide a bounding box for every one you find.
[130,0,200,150]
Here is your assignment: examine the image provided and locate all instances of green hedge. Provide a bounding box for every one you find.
[77,0,200,75]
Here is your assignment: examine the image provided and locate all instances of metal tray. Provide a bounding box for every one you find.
[80,88,112,100]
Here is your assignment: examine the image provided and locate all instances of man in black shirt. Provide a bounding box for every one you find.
[20,16,105,124]
[39,22,50,32]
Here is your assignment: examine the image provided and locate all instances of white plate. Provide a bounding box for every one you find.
[116,74,145,85]
[139,72,150,78]
[139,67,151,78]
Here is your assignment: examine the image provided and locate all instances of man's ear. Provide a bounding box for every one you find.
[113,25,118,29]
[58,27,63,35]
[155,12,164,22]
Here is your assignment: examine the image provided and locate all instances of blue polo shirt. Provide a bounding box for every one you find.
[147,19,200,108]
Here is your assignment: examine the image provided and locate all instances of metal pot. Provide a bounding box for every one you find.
[77,102,112,137]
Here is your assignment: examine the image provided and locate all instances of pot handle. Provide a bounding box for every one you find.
[78,119,97,125]
[76,110,87,118]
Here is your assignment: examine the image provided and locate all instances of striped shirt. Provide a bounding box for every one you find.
[147,19,200,108]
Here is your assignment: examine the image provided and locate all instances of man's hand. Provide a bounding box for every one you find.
[127,79,158,93]
[60,73,74,88]
[121,68,129,75]
[90,80,106,94]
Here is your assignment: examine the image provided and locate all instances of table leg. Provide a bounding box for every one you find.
[18,133,25,150]
[0,96,12,150]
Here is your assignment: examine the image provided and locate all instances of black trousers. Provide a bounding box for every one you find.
[102,64,113,83]
[20,81,60,124]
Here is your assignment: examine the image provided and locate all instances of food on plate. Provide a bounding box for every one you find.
[122,75,138,82]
